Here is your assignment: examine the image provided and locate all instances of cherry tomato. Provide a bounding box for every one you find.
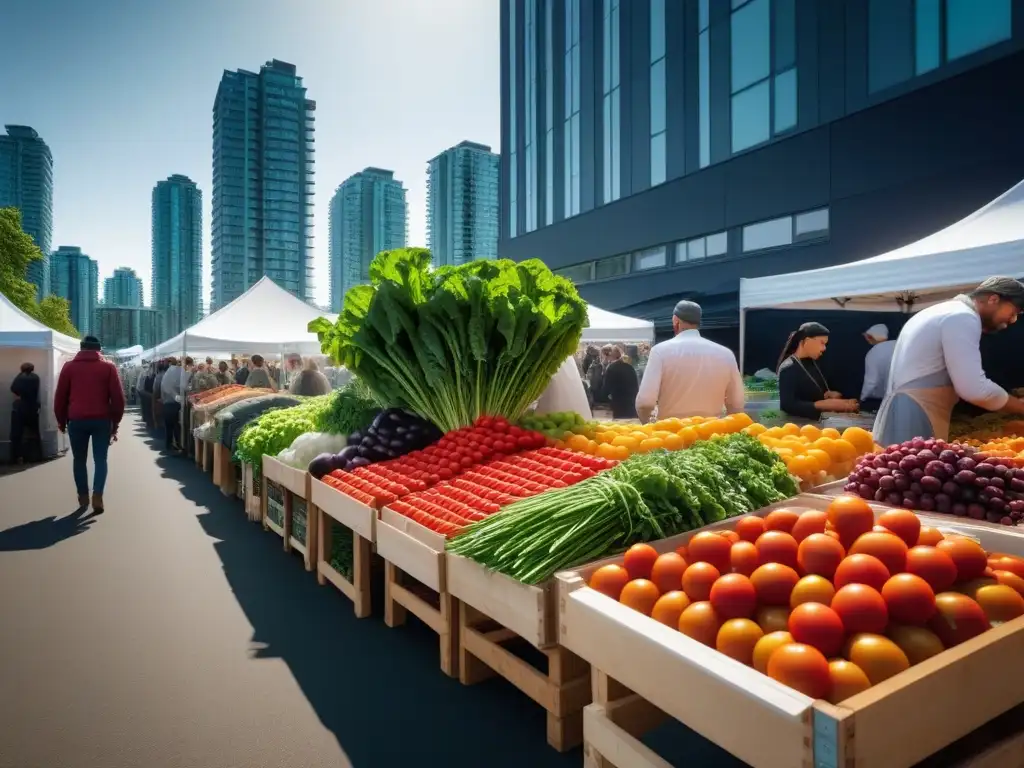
[905,546,958,593]
[709,573,757,619]
[766,643,831,699]
[849,531,909,575]
[682,562,721,602]
[797,533,846,580]
[827,495,875,549]
[827,659,871,703]
[588,564,630,600]
[876,508,921,548]
[763,508,800,534]
[716,618,764,665]
[755,531,799,569]
[688,532,733,573]
[929,592,989,646]
[678,601,722,646]
[844,633,910,684]
[750,563,800,605]
[734,515,766,543]
[831,583,889,634]
[790,510,829,543]
[618,579,661,616]
[887,624,945,665]
[881,573,936,625]
[730,541,760,576]
[622,543,659,581]
[833,553,890,592]
[752,631,793,674]
[788,602,845,657]
[651,591,691,628]
[790,575,835,608]
[936,537,988,582]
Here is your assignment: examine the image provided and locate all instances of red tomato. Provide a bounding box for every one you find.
[649,552,688,594]
[827,495,875,549]
[797,534,846,580]
[904,546,958,592]
[834,553,891,591]
[730,541,760,576]
[849,531,909,575]
[766,643,831,699]
[881,573,937,625]
[876,508,921,548]
[734,515,766,543]
[755,531,799,569]
[790,510,829,543]
[764,508,800,534]
[750,563,800,606]
[788,603,845,657]
[709,573,757,619]
[622,543,659,581]
[929,592,989,646]
[831,583,889,634]
[688,532,733,573]
[682,562,721,602]
[936,537,988,582]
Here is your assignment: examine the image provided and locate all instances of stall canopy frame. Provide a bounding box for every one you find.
[583,303,655,343]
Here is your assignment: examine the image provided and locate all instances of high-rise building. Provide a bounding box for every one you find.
[328,168,407,311]
[427,141,500,268]
[95,306,161,351]
[0,125,53,298]
[500,0,1024,348]
[50,246,98,335]
[103,267,144,308]
[152,174,202,339]
[211,59,315,310]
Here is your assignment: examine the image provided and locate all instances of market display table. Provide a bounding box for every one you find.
[310,477,375,618]
[262,456,316,569]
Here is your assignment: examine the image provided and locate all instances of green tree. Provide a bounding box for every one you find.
[0,206,79,338]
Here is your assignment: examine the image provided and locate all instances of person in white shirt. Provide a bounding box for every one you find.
[635,300,745,423]
[535,355,594,420]
[160,358,186,452]
[874,277,1024,446]
[859,323,897,411]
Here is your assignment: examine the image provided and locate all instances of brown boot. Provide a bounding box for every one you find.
[91,493,104,514]
[78,493,89,509]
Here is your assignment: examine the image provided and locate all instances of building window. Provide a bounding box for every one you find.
[525,0,538,233]
[698,0,711,168]
[868,0,1012,94]
[602,0,621,204]
[650,0,667,186]
[595,253,630,279]
[509,0,518,237]
[676,231,729,263]
[565,0,581,217]
[743,207,829,252]
[730,0,797,154]
[556,261,594,284]
[634,246,667,271]
[794,208,829,238]
[544,0,555,226]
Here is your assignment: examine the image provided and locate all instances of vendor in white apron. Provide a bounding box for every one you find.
[874,277,1024,447]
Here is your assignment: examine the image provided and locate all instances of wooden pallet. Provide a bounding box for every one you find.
[376,506,459,676]
[446,553,590,751]
[261,457,317,569]
[310,477,374,617]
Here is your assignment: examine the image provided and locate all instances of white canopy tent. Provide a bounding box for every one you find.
[738,178,1024,365]
[583,303,655,343]
[0,292,79,458]
[144,277,335,359]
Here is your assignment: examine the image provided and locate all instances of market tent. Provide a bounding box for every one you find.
[583,303,655,343]
[0,292,79,459]
[145,277,335,358]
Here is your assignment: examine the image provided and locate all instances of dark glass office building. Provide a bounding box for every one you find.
[499,0,1024,344]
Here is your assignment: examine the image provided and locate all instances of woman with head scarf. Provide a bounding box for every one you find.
[776,322,858,420]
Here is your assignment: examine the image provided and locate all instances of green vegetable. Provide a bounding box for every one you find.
[317,378,381,436]
[309,248,589,432]
[448,432,798,584]
[234,395,333,478]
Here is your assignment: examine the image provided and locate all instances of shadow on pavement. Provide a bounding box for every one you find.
[0,505,97,551]
[133,419,579,768]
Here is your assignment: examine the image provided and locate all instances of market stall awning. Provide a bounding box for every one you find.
[582,303,655,343]
[739,177,1024,312]
[0,291,80,353]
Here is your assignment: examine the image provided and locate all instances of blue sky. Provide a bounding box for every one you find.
[0,0,500,308]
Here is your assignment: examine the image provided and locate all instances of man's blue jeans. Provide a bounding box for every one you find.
[68,420,112,496]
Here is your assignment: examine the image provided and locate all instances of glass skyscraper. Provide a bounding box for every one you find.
[427,141,500,268]
[0,125,53,299]
[95,306,161,350]
[103,267,143,308]
[50,246,98,336]
[152,175,202,339]
[328,168,407,311]
[211,59,315,310]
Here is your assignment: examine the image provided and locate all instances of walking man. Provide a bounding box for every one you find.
[54,336,125,513]
[9,362,41,464]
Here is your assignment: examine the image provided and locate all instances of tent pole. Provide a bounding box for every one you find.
[739,309,747,375]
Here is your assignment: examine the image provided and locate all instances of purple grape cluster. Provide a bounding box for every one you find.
[844,437,1024,526]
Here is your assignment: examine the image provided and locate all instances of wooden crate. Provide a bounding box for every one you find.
[310,477,375,618]
[242,462,262,521]
[212,441,236,495]
[375,506,459,676]
[261,456,317,570]
[556,499,1024,768]
[446,553,591,751]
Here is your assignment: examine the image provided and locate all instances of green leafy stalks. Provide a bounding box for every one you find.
[234,395,333,478]
[317,379,381,437]
[448,432,799,584]
[309,248,589,432]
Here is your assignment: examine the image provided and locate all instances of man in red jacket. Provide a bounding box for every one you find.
[54,335,125,513]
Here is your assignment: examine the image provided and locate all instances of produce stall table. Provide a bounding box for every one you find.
[555,496,1024,768]
[376,506,460,676]
[446,553,591,752]
[310,478,375,618]
[261,456,317,570]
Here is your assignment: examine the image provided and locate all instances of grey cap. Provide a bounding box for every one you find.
[976,276,1024,308]
[673,300,702,326]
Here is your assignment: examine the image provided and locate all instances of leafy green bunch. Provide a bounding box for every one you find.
[316,378,382,437]
[235,395,333,474]
[309,248,588,432]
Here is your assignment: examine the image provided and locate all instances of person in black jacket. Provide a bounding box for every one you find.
[601,346,639,419]
[776,322,859,421]
[9,362,40,463]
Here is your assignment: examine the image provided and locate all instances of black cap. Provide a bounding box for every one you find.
[673,300,702,326]
[976,276,1024,308]
[80,335,101,351]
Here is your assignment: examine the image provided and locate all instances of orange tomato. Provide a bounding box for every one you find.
[588,564,631,600]
[973,584,1024,623]
[752,631,793,674]
[764,508,800,534]
[827,494,875,549]
[649,552,688,594]
[956,577,998,600]
[887,624,945,665]
[788,602,845,657]
[682,562,721,602]
[916,526,945,547]
[904,546,958,593]
[790,510,829,543]
[790,575,836,608]
[718,530,741,544]
[797,533,846,580]
[716,618,764,665]
[755,605,792,634]
[936,537,989,582]
[876,508,921,548]
[766,643,831,699]
[734,515,766,543]
[675,543,689,561]
[833,553,891,592]
[881,573,937,625]
[988,555,1024,580]
[929,592,989,646]
[623,543,659,581]
[619,579,661,615]
[688,532,733,573]
[844,633,910,684]
[750,563,800,606]
[651,590,691,627]
[831,583,889,634]
[678,601,722,646]
[848,531,909,575]
[755,530,800,569]
[993,569,1024,598]
[709,573,757,619]
[827,659,872,703]
[730,541,760,576]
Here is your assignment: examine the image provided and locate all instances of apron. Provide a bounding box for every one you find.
[873,295,972,446]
